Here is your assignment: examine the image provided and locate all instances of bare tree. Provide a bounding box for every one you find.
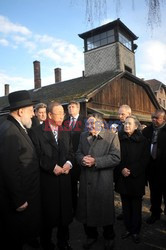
[146,0,162,29]
[71,0,165,30]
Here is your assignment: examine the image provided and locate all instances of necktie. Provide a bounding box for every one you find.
[151,143,157,159]
[53,130,58,144]
[70,117,75,129]
[23,127,27,134]
[89,133,97,141]
[92,135,97,141]
[151,130,158,159]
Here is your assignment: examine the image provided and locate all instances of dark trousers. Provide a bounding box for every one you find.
[1,238,23,250]
[71,162,81,216]
[71,179,79,215]
[121,194,142,234]
[40,224,69,248]
[149,176,166,216]
[0,217,26,250]
[84,224,115,240]
[1,228,23,250]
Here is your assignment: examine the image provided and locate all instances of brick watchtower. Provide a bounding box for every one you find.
[79,18,138,77]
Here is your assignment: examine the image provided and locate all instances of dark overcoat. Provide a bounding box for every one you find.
[76,129,120,227]
[142,123,166,179]
[115,130,150,196]
[0,115,41,242]
[29,120,74,227]
[63,114,85,180]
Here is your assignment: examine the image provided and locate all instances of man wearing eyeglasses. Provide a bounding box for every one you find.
[142,110,166,224]
[29,102,73,250]
[76,113,120,250]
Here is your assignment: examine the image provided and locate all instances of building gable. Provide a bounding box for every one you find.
[87,72,160,121]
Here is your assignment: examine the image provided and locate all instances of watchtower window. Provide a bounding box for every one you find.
[119,32,132,50]
[87,29,115,51]
[125,65,132,73]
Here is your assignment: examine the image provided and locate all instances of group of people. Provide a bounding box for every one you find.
[0,90,166,250]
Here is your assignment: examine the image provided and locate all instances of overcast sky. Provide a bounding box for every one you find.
[0,0,166,97]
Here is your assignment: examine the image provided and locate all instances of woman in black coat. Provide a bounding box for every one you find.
[115,115,149,244]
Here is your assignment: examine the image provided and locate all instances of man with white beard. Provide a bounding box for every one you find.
[0,90,41,250]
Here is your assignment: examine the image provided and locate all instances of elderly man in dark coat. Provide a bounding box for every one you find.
[0,90,41,250]
[76,113,120,250]
[29,102,74,250]
[142,110,166,224]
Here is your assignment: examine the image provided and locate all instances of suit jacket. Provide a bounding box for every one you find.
[76,129,120,226]
[29,120,74,227]
[0,115,41,241]
[63,114,85,180]
[142,123,166,179]
[63,114,85,152]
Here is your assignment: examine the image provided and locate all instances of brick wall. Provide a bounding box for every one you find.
[118,43,136,75]
[84,42,136,76]
[156,87,166,109]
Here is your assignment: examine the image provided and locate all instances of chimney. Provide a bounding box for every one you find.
[4,84,9,96]
[54,68,61,83]
[33,60,41,89]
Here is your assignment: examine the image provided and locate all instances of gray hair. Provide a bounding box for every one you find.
[68,100,80,109]
[35,102,47,111]
[47,102,61,113]
[87,113,104,121]
[125,115,141,128]
[119,104,132,114]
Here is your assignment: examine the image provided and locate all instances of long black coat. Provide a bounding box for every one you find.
[63,114,85,180]
[0,115,41,242]
[115,130,150,196]
[142,123,166,179]
[29,120,74,227]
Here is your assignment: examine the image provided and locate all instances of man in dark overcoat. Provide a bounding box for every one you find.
[29,102,74,250]
[63,100,85,215]
[76,113,120,250]
[0,90,41,250]
[142,109,166,224]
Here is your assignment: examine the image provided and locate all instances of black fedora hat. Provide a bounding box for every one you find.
[8,90,38,111]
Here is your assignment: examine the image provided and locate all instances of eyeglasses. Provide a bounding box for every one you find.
[51,113,66,116]
[151,116,160,120]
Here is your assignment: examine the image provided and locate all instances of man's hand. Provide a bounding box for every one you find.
[82,155,95,167]
[62,162,71,174]
[122,168,130,177]
[16,201,28,212]
[53,165,63,176]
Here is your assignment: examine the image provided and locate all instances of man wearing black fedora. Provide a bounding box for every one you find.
[0,90,41,250]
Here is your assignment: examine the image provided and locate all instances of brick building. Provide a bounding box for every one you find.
[146,79,166,110]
